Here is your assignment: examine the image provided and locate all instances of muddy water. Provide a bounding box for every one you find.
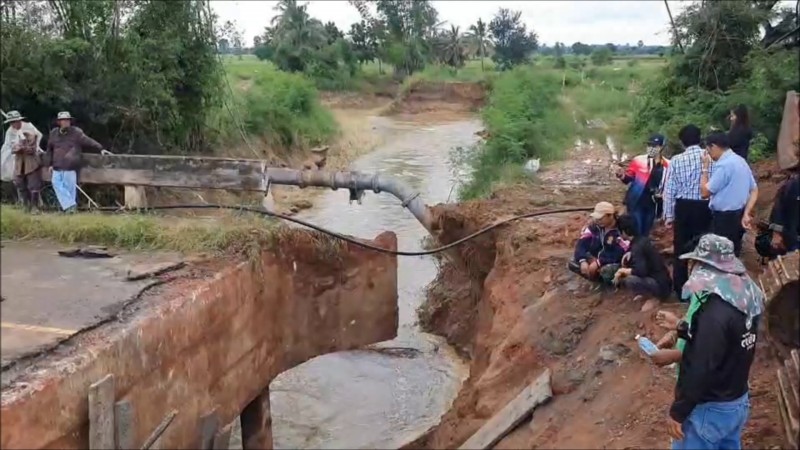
[268,116,480,449]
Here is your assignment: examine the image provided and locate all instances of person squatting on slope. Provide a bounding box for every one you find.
[649,234,764,450]
[612,214,671,312]
[46,111,111,212]
[568,202,629,284]
[699,132,759,257]
[3,110,44,213]
[662,125,713,300]
[616,134,669,236]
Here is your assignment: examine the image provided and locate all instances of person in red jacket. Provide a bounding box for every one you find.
[616,134,670,236]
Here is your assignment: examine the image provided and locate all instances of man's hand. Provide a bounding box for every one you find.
[667,416,684,441]
[580,261,590,276]
[656,331,678,349]
[651,349,680,366]
[772,232,786,252]
[701,151,711,170]
[742,213,753,231]
[621,252,632,267]
[586,261,600,278]
[656,310,680,330]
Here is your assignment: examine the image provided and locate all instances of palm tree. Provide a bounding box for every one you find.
[440,24,466,70]
[270,0,326,71]
[468,18,490,71]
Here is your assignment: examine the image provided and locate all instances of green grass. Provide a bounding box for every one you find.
[0,206,280,255]
[212,57,338,151]
[456,57,667,199]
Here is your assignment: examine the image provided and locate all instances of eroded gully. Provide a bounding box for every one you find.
[268,115,481,449]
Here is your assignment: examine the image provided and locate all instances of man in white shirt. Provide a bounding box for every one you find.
[2,110,44,211]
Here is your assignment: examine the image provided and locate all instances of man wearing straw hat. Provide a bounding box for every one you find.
[45,111,110,212]
[2,110,44,212]
[649,234,763,449]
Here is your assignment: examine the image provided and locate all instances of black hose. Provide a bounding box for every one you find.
[81,204,594,256]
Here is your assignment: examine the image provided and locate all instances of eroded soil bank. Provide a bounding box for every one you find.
[416,141,789,449]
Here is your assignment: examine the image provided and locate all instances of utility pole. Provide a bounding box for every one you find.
[664,0,685,54]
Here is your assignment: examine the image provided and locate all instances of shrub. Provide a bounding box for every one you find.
[459,67,574,199]
[236,67,337,149]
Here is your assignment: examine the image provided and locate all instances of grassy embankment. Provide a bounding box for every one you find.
[0,206,280,254]
[458,56,665,199]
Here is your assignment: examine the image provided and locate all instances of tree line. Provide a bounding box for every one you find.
[1,0,224,154]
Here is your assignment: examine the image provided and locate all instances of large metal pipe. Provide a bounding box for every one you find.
[263,168,433,232]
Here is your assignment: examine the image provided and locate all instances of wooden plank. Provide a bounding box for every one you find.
[88,374,116,450]
[212,423,233,450]
[778,367,800,432]
[114,400,134,450]
[778,373,799,450]
[459,369,552,450]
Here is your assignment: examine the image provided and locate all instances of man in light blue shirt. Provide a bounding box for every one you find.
[700,133,759,256]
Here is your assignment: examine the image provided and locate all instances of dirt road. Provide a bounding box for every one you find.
[417,138,787,448]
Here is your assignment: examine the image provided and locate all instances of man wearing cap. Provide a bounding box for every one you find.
[616,133,670,236]
[700,132,758,257]
[3,111,45,212]
[568,201,629,284]
[648,234,763,449]
[662,124,713,299]
[46,111,110,212]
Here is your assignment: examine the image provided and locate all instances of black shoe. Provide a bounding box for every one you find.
[567,260,582,275]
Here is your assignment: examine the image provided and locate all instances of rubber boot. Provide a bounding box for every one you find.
[29,191,42,215]
[16,188,31,212]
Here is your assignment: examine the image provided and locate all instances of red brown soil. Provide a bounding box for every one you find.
[388,81,487,116]
[417,141,790,449]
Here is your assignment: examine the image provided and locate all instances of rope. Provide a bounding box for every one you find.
[80,204,594,257]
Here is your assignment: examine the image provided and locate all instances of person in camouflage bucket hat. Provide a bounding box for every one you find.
[679,233,763,327]
[650,233,764,449]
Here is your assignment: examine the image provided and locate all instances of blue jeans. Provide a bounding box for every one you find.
[671,393,750,450]
[630,205,657,236]
[52,169,77,210]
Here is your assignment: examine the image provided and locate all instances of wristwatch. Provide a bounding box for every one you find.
[676,319,690,340]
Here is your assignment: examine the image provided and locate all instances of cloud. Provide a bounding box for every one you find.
[211,0,693,47]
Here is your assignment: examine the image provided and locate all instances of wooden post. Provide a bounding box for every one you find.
[88,374,116,450]
[240,389,272,450]
[114,400,134,450]
[124,186,147,209]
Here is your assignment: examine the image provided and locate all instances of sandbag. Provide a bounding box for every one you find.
[777,91,800,170]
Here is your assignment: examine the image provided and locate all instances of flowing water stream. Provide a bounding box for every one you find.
[266,115,481,449]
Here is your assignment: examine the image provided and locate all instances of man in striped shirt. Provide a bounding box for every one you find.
[662,125,713,299]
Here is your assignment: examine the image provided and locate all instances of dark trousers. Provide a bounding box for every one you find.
[711,209,745,257]
[673,199,712,298]
[621,275,670,300]
[630,204,657,237]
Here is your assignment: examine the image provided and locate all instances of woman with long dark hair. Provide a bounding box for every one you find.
[727,104,753,161]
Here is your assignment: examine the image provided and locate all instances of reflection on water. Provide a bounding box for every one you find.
[268,117,481,449]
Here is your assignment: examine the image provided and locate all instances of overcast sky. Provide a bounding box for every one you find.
[211,0,696,47]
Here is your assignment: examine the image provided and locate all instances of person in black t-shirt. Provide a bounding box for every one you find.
[727,104,753,162]
[612,214,672,311]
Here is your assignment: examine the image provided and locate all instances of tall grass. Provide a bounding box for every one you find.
[459,67,575,199]
[212,58,338,151]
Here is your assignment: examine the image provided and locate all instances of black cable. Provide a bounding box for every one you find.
[81,204,594,256]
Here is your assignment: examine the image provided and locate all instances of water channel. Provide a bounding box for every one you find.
[267,115,481,449]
